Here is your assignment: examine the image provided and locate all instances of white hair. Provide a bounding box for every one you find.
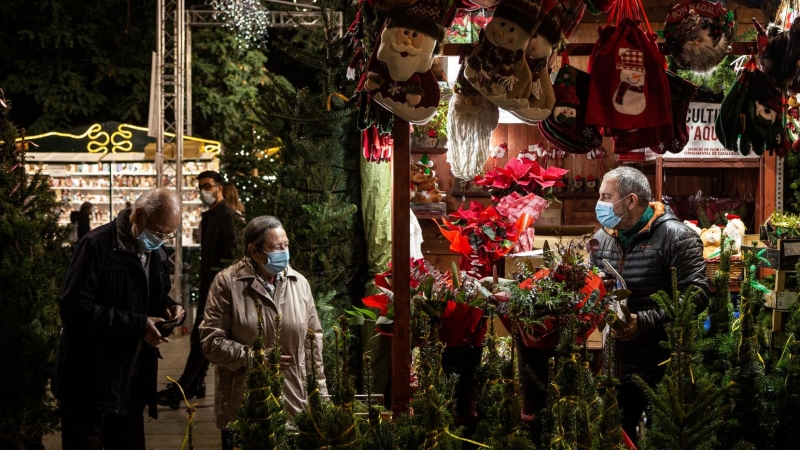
[134,188,180,216]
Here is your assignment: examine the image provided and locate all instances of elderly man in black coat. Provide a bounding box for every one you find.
[53,188,186,450]
[590,166,709,444]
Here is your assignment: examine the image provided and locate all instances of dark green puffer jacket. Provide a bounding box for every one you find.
[590,202,710,384]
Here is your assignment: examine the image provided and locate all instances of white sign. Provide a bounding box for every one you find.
[662,102,758,159]
[48,164,68,177]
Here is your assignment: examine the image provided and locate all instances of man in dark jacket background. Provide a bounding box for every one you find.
[157,170,239,408]
[53,188,186,450]
[590,166,709,444]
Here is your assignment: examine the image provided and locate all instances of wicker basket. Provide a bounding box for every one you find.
[705,258,743,282]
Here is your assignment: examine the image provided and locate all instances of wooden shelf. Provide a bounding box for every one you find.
[553,192,599,198]
[451,191,491,197]
[410,147,447,154]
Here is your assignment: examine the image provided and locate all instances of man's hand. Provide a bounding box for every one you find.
[165,304,186,325]
[599,272,616,292]
[144,317,171,348]
[611,313,638,341]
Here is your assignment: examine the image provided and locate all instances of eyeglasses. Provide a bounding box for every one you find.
[197,183,219,192]
[145,212,177,240]
[259,242,289,253]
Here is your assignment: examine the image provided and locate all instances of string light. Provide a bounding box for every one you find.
[210,0,271,47]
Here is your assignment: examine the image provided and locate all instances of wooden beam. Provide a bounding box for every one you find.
[391,115,411,415]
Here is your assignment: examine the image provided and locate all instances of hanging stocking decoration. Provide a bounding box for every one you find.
[661,0,734,74]
[538,51,602,154]
[647,71,698,154]
[447,64,500,180]
[585,0,672,132]
[364,0,450,124]
[511,0,586,124]
[464,0,541,112]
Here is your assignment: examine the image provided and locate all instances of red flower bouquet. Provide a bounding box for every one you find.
[436,201,533,277]
[498,238,611,349]
[357,260,491,347]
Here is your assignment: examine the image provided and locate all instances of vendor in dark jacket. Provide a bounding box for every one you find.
[53,188,186,450]
[590,167,709,444]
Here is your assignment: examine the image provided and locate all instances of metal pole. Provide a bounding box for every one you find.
[155,0,165,188]
[186,23,192,136]
[174,0,185,303]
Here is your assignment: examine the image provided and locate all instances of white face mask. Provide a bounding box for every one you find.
[200,190,217,206]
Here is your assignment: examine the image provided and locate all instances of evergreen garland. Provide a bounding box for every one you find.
[635,269,730,450]
[673,29,757,95]
[0,92,70,447]
[229,307,288,450]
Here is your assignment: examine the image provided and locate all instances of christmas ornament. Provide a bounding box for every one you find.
[364,0,450,124]
[661,0,734,74]
[464,0,541,112]
[446,65,500,180]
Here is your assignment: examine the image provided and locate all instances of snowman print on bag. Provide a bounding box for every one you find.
[613,48,646,116]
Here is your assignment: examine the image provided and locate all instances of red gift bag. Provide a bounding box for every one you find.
[585,0,671,131]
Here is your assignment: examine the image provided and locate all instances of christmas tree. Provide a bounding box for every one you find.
[471,308,534,450]
[228,307,288,450]
[0,92,71,447]
[635,269,730,450]
[291,316,359,449]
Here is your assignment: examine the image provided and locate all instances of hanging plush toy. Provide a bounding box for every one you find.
[662,0,734,74]
[715,58,790,156]
[464,0,541,112]
[756,17,800,94]
[364,0,448,124]
[509,5,561,123]
[446,65,500,181]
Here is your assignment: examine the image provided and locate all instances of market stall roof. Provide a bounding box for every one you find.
[20,121,221,162]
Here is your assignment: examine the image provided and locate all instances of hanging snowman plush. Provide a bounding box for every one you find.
[364,0,446,124]
[446,65,500,181]
[662,0,734,74]
[464,0,541,112]
[613,48,647,116]
[509,9,562,124]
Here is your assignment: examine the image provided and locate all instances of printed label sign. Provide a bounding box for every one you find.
[662,102,758,159]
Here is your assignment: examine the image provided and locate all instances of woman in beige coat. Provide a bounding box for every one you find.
[200,215,327,450]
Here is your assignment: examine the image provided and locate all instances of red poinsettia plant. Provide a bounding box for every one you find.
[354,259,492,347]
[436,201,533,277]
[473,156,568,202]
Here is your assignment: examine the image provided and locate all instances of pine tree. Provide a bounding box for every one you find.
[471,307,534,450]
[715,249,773,449]
[702,238,738,377]
[635,269,730,450]
[770,298,800,447]
[292,316,359,449]
[228,307,288,450]
[0,92,70,448]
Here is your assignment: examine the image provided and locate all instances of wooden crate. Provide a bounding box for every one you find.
[765,291,799,310]
[772,309,790,332]
[745,238,800,270]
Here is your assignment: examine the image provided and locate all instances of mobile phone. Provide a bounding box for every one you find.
[157,318,178,331]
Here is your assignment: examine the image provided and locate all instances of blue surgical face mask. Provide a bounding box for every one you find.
[262,249,290,275]
[595,197,630,229]
[137,228,164,251]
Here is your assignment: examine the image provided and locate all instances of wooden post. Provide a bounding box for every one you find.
[391,115,411,415]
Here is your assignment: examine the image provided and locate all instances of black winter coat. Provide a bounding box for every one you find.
[198,200,239,314]
[52,209,177,417]
[591,203,709,383]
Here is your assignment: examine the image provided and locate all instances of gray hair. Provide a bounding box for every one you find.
[133,188,181,216]
[603,166,652,203]
[243,215,284,250]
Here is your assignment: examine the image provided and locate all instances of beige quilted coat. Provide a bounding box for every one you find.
[200,259,327,429]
